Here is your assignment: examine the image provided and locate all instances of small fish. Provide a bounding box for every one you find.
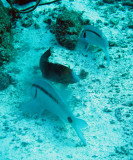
[79,25,110,66]
[39,48,80,84]
[22,78,88,145]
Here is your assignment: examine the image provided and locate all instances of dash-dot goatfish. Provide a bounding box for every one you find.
[78,25,110,66]
[21,78,88,146]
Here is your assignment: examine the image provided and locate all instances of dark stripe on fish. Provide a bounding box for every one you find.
[68,117,73,123]
[32,84,59,104]
[83,32,86,38]
[84,29,102,39]
[34,87,37,98]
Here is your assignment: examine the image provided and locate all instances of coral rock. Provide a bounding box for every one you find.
[55,9,83,50]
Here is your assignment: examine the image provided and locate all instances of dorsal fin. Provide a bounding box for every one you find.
[83,25,104,39]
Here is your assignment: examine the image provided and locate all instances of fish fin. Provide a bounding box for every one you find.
[21,98,44,115]
[76,37,90,53]
[85,44,90,52]
[72,117,88,146]
[54,83,72,102]
[83,25,104,39]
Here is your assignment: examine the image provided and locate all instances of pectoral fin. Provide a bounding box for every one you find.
[21,98,44,115]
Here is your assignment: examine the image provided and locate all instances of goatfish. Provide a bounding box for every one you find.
[21,78,88,145]
[79,25,110,66]
[39,48,80,84]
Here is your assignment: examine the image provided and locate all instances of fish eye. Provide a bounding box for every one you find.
[83,32,86,38]
[67,117,72,123]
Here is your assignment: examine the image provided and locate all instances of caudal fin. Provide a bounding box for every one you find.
[72,117,88,146]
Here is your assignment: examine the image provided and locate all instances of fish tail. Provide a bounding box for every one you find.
[40,48,52,64]
[39,48,52,74]
[72,117,88,146]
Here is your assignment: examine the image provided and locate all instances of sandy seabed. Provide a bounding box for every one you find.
[0,0,133,159]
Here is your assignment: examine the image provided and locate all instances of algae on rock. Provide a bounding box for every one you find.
[0,0,14,66]
[55,8,83,50]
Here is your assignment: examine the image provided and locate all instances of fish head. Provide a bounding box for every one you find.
[78,25,109,51]
[79,30,88,42]
[60,68,80,84]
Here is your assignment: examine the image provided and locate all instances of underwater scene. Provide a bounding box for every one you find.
[0,0,133,159]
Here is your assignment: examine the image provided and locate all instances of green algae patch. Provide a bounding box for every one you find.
[0,1,14,66]
[0,71,12,91]
[55,8,83,50]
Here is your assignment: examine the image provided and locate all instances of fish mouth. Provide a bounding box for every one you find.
[71,71,80,83]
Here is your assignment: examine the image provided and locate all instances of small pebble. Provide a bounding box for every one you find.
[115,108,123,122]
[110,120,115,124]
[115,145,129,155]
[122,101,133,107]
[79,69,88,79]
[21,142,29,147]
[103,107,112,113]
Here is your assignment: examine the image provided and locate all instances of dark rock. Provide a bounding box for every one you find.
[82,19,91,25]
[66,154,73,158]
[0,72,12,91]
[122,1,133,7]
[21,142,29,147]
[0,1,11,33]
[79,69,88,79]
[103,107,112,112]
[34,23,40,29]
[44,18,52,25]
[115,108,123,121]
[110,18,119,25]
[125,113,130,117]
[110,120,115,124]
[121,73,127,77]
[0,1,14,66]
[109,41,118,47]
[96,1,104,6]
[115,145,129,155]
[103,0,114,4]
[98,64,106,69]
[122,100,133,107]
[104,22,109,26]
[37,136,43,143]
[55,8,83,50]
[128,20,133,29]
[21,16,33,28]
[0,48,14,66]
[92,155,98,158]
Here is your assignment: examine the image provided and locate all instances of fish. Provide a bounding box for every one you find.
[78,25,110,66]
[21,78,88,146]
[39,48,80,84]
